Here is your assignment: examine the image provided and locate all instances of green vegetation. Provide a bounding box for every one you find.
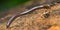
[0,0,30,13]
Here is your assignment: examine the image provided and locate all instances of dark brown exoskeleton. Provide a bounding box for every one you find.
[6,0,60,28]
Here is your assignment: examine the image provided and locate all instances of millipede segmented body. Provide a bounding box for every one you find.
[6,0,60,28]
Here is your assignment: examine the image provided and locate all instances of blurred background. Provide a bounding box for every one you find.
[0,0,30,13]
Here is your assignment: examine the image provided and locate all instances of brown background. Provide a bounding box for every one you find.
[0,0,60,30]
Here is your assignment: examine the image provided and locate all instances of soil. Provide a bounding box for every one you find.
[0,1,60,30]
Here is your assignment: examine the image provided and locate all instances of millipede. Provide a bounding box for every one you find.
[3,0,60,28]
